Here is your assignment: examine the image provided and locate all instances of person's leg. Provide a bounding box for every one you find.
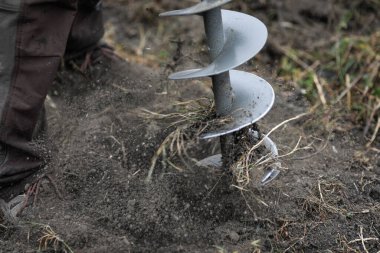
[0,0,77,185]
[65,0,104,59]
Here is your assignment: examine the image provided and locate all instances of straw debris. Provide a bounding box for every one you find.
[139,98,232,182]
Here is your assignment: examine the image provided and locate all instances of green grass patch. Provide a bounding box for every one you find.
[278,31,379,137]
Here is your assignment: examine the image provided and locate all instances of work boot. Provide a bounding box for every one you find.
[0,141,37,224]
[0,108,48,199]
[54,41,153,100]
[0,194,25,224]
[65,43,123,77]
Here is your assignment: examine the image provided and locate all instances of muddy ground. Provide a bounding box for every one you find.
[1,0,379,252]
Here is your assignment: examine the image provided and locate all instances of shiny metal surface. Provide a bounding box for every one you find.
[159,0,232,17]
[169,10,268,80]
[201,70,274,139]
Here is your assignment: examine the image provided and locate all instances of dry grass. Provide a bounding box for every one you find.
[302,179,348,218]
[231,112,312,189]
[302,180,352,219]
[278,31,380,145]
[139,98,233,182]
[213,239,262,253]
[338,226,380,253]
[38,224,74,253]
[23,222,74,253]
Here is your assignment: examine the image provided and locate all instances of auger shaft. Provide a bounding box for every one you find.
[203,7,236,167]
[203,7,234,117]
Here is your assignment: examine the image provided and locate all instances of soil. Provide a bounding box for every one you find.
[1,1,379,252]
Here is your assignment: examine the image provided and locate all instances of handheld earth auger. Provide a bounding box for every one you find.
[160,0,280,185]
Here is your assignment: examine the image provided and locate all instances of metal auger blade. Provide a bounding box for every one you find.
[197,130,281,185]
[201,70,275,139]
[159,0,232,17]
[169,10,267,80]
[160,2,280,184]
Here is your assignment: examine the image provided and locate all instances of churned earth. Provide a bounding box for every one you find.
[1,0,379,252]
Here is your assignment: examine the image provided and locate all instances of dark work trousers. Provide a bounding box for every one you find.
[0,0,104,184]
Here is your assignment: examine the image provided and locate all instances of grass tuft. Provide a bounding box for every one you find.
[38,224,73,253]
[302,179,348,218]
[278,31,379,143]
[139,98,233,182]
[24,222,74,253]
